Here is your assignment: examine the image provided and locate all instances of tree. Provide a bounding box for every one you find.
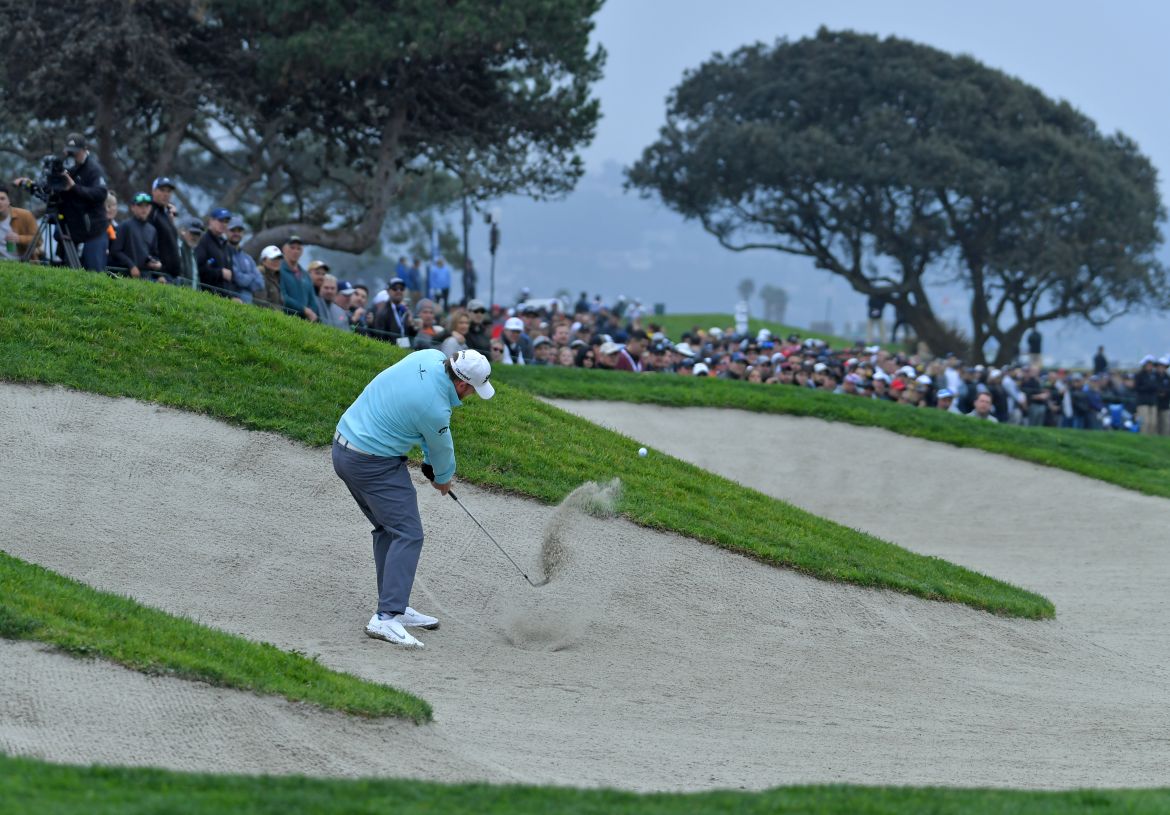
[0,0,604,256]
[627,28,1167,364]
[759,284,788,323]
[737,277,755,303]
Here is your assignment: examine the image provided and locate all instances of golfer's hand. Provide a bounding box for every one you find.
[431,479,450,496]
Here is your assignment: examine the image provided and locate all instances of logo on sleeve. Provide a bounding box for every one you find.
[438,426,449,435]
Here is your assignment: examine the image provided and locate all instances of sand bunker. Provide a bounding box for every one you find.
[3,384,1170,791]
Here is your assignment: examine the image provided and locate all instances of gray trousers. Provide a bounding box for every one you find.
[332,442,424,616]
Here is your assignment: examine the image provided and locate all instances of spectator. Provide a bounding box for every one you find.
[1157,357,1170,436]
[371,277,415,346]
[439,310,471,356]
[308,259,328,310]
[257,245,284,312]
[316,274,350,331]
[406,257,424,305]
[935,388,961,414]
[15,132,109,270]
[109,192,162,280]
[500,316,532,365]
[967,391,999,422]
[556,346,575,367]
[1134,355,1159,435]
[279,235,316,321]
[1027,329,1043,368]
[147,177,180,281]
[692,361,710,377]
[489,337,505,364]
[461,258,477,306]
[226,217,264,304]
[532,335,554,366]
[866,293,885,344]
[464,299,492,355]
[347,283,370,333]
[176,218,203,285]
[195,207,237,298]
[615,330,647,372]
[0,183,38,260]
[104,192,118,246]
[1019,366,1049,427]
[1093,346,1109,375]
[411,299,443,349]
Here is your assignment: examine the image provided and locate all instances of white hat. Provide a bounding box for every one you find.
[873,371,891,383]
[504,317,524,332]
[916,374,932,385]
[450,349,494,400]
[693,362,710,375]
[675,342,695,357]
[757,328,772,342]
[1141,354,1155,364]
[898,365,917,377]
[813,362,828,372]
[709,327,724,339]
[259,245,282,261]
[599,341,621,356]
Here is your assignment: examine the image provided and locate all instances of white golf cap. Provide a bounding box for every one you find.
[260,245,282,261]
[450,349,494,400]
[504,317,524,332]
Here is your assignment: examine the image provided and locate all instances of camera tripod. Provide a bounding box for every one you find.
[24,207,81,269]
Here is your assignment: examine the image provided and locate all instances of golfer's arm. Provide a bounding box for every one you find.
[419,416,456,484]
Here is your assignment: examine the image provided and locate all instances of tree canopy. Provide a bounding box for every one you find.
[0,0,604,254]
[627,28,1166,363]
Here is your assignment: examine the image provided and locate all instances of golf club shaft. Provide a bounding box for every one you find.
[448,490,539,586]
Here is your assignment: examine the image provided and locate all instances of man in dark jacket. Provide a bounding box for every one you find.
[14,132,109,270]
[464,299,492,355]
[110,193,162,280]
[1133,356,1159,436]
[147,177,180,280]
[371,277,416,345]
[194,207,237,298]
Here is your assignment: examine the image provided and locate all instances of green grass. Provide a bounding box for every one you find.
[0,264,1050,618]
[495,365,1170,501]
[0,551,430,721]
[650,312,889,349]
[1,753,1168,814]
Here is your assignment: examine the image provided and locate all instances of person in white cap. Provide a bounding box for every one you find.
[258,245,285,312]
[332,349,495,649]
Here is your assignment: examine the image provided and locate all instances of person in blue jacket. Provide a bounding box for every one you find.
[332,349,495,649]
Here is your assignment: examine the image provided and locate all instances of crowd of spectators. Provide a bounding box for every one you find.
[5,139,1168,436]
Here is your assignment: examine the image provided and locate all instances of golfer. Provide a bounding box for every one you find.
[333,348,494,649]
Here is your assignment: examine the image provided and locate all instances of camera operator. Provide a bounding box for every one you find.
[12,132,110,271]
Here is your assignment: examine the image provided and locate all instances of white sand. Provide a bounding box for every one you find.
[2,384,1169,791]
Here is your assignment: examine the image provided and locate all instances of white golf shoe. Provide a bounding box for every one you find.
[395,607,440,630]
[365,615,424,649]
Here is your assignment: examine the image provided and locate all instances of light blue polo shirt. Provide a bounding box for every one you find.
[336,350,462,483]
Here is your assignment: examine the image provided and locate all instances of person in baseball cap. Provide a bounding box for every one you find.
[333,346,495,649]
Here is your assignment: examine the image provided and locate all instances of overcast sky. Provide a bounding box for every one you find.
[583,0,1170,194]
[489,1,1169,364]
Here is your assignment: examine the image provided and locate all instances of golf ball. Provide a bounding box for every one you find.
[638,447,648,457]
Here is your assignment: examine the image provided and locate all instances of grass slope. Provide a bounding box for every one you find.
[0,264,1049,623]
[2,754,1168,814]
[0,551,430,721]
[653,312,862,348]
[495,366,1170,500]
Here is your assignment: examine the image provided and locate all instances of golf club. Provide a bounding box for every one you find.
[448,490,547,588]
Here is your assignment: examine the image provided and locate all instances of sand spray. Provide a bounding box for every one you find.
[501,478,622,651]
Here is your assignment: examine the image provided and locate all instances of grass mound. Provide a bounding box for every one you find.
[495,365,1170,500]
[0,263,1050,619]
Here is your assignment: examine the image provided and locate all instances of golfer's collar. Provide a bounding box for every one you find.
[441,374,462,408]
